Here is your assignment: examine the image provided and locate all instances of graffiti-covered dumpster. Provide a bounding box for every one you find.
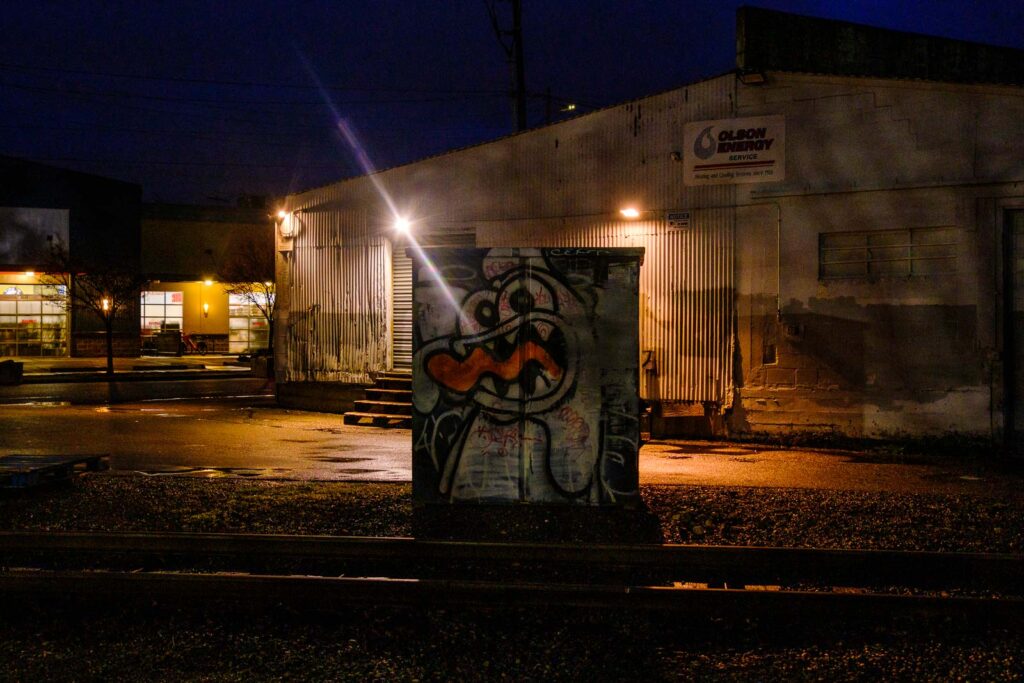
[411,247,643,506]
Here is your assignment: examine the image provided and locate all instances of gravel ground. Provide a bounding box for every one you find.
[1,474,1023,681]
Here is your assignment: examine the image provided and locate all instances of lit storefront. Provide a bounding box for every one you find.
[0,273,68,357]
[140,281,270,355]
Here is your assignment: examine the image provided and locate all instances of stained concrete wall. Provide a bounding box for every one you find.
[732,73,1024,437]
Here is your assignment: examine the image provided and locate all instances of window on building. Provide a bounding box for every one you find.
[0,283,67,356]
[140,291,183,334]
[228,292,270,354]
[819,227,957,280]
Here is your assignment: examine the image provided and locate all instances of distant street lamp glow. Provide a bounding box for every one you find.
[101,297,110,313]
[394,217,411,234]
[620,207,640,219]
[203,279,213,286]
[277,210,287,220]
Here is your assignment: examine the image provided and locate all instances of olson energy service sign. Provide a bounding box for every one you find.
[683,115,785,185]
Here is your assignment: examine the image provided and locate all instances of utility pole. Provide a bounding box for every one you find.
[511,0,526,132]
[487,0,527,132]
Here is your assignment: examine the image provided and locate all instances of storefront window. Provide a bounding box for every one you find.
[0,282,68,357]
[140,291,184,334]
[228,292,270,354]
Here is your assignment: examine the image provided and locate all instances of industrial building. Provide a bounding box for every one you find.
[273,8,1024,442]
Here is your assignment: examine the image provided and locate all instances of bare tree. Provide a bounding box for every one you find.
[218,232,276,354]
[42,241,146,376]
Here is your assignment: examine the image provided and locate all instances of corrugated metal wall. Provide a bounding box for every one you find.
[282,209,389,383]
[477,76,737,406]
[477,209,734,406]
[281,74,736,404]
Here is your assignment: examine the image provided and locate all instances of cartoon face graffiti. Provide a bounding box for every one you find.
[425,256,583,415]
[412,247,639,505]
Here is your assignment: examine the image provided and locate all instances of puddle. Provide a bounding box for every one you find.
[135,467,292,478]
[314,456,372,464]
[660,444,760,456]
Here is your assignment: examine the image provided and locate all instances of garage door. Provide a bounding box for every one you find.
[391,228,475,370]
[391,245,414,370]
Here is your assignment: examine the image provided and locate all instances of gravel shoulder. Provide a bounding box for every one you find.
[2,474,1023,681]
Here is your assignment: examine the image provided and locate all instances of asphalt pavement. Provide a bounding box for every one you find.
[2,394,1021,495]
[2,354,1022,494]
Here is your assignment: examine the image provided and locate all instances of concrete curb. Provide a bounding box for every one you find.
[19,369,254,384]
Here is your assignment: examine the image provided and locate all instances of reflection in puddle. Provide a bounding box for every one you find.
[136,466,292,478]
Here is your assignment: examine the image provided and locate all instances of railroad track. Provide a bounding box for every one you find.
[2,531,1023,623]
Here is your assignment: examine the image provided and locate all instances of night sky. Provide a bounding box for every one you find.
[1,1,1022,204]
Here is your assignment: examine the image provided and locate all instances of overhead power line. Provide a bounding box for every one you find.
[24,157,350,169]
[0,60,508,96]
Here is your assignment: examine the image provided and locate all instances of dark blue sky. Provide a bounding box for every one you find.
[1,1,1021,204]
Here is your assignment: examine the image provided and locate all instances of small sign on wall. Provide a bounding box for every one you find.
[683,115,785,185]
[666,211,691,228]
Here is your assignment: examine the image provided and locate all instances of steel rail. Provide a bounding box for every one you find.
[2,569,1022,622]
[2,531,1022,593]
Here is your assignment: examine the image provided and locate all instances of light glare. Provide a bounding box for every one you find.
[620,207,640,219]
[394,217,411,234]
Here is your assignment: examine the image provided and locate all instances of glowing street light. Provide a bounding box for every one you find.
[101,297,111,313]
[394,216,411,234]
[620,207,640,219]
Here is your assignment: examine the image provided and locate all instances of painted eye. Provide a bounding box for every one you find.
[509,288,534,314]
[475,300,497,328]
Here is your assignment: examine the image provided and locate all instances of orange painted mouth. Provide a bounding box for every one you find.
[426,339,563,394]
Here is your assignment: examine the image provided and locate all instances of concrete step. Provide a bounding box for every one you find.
[366,388,412,401]
[342,412,411,429]
[380,370,412,379]
[354,400,412,416]
[375,377,412,390]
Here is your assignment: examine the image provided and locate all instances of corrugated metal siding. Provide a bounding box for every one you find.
[282,209,389,383]
[283,74,737,402]
[477,210,734,406]
[477,76,737,406]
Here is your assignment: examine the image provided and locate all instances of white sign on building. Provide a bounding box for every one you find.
[683,115,785,185]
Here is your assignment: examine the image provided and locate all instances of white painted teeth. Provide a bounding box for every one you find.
[480,377,498,394]
[533,375,548,394]
[505,383,520,400]
[504,330,518,345]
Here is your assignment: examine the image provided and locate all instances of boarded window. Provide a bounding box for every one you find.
[819,227,957,280]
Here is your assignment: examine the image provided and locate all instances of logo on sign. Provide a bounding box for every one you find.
[693,126,716,160]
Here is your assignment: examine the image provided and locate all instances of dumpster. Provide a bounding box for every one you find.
[411,247,643,505]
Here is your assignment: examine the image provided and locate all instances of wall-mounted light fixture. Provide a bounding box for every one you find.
[276,208,302,238]
[620,207,641,219]
[203,279,214,286]
[202,302,210,318]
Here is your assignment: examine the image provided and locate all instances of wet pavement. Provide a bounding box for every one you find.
[1,396,1021,495]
